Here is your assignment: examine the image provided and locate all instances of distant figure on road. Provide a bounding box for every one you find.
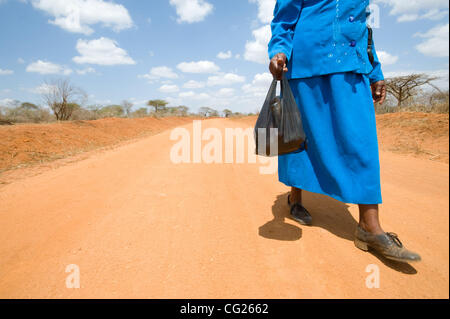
[268,0,420,262]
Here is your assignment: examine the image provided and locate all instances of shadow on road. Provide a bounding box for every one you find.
[258,192,302,241]
[259,191,417,274]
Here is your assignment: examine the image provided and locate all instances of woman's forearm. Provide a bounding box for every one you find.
[268,0,303,62]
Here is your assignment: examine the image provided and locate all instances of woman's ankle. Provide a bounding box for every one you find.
[290,188,302,204]
[359,221,384,235]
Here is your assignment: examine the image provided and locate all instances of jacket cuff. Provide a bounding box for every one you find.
[369,73,384,84]
[268,47,292,63]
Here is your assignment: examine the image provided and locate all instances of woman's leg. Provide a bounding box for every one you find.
[291,189,384,235]
[290,187,302,204]
[289,187,312,225]
[358,204,384,235]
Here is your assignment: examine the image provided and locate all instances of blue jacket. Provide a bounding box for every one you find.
[268,0,384,83]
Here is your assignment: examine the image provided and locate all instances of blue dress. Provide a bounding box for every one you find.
[279,73,382,204]
[269,0,384,204]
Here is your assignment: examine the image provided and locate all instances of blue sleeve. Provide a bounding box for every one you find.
[368,39,385,84]
[268,0,303,62]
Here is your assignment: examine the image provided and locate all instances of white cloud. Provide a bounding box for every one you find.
[30,83,58,95]
[375,0,449,22]
[17,58,25,64]
[0,68,14,75]
[177,60,219,73]
[217,88,235,97]
[169,0,213,23]
[192,92,210,100]
[244,1,275,66]
[415,23,449,58]
[244,24,271,64]
[30,0,133,35]
[139,66,179,81]
[73,37,136,65]
[207,73,246,86]
[249,0,275,24]
[377,51,399,65]
[217,50,232,59]
[242,72,273,97]
[183,80,206,89]
[26,60,72,75]
[159,84,179,93]
[76,67,96,75]
[179,91,195,98]
[0,98,17,106]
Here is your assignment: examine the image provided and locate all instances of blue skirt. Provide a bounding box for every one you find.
[279,72,382,204]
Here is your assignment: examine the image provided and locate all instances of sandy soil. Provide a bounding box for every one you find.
[0,118,448,298]
[0,116,198,173]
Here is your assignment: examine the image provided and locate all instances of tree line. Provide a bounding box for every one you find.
[1,74,448,125]
[0,79,249,124]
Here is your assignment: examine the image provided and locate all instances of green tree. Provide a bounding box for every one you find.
[132,107,148,118]
[148,99,168,113]
[223,109,233,118]
[98,105,124,118]
[166,105,189,116]
[198,107,218,117]
[20,102,39,110]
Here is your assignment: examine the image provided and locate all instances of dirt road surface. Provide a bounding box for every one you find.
[0,119,448,298]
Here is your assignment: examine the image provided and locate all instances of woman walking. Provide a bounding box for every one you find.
[268,0,420,262]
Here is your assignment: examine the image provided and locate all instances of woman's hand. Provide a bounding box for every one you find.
[269,53,288,80]
[371,80,386,105]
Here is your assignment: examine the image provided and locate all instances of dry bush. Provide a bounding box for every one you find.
[130,107,149,118]
[0,104,54,123]
[375,89,449,115]
[70,107,100,121]
[42,79,87,121]
[431,103,449,114]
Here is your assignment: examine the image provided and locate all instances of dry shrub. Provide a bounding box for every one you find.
[1,105,54,123]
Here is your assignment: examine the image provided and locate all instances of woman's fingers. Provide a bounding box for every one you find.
[269,53,287,80]
[371,80,386,105]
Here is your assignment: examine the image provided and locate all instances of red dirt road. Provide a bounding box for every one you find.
[0,119,448,298]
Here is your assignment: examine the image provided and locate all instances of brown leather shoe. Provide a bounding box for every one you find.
[354,226,421,263]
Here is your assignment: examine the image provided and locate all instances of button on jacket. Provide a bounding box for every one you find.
[268,0,384,83]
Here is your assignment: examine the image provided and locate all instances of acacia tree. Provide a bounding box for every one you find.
[385,73,439,107]
[147,99,168,113]
[42,79,86,121]
[223,109,233,118]
[20,102,39,110]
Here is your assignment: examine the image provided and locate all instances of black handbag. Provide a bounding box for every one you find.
[254,74,306,157]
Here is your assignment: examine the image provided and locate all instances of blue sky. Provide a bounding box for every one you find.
[0,0,448,113]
